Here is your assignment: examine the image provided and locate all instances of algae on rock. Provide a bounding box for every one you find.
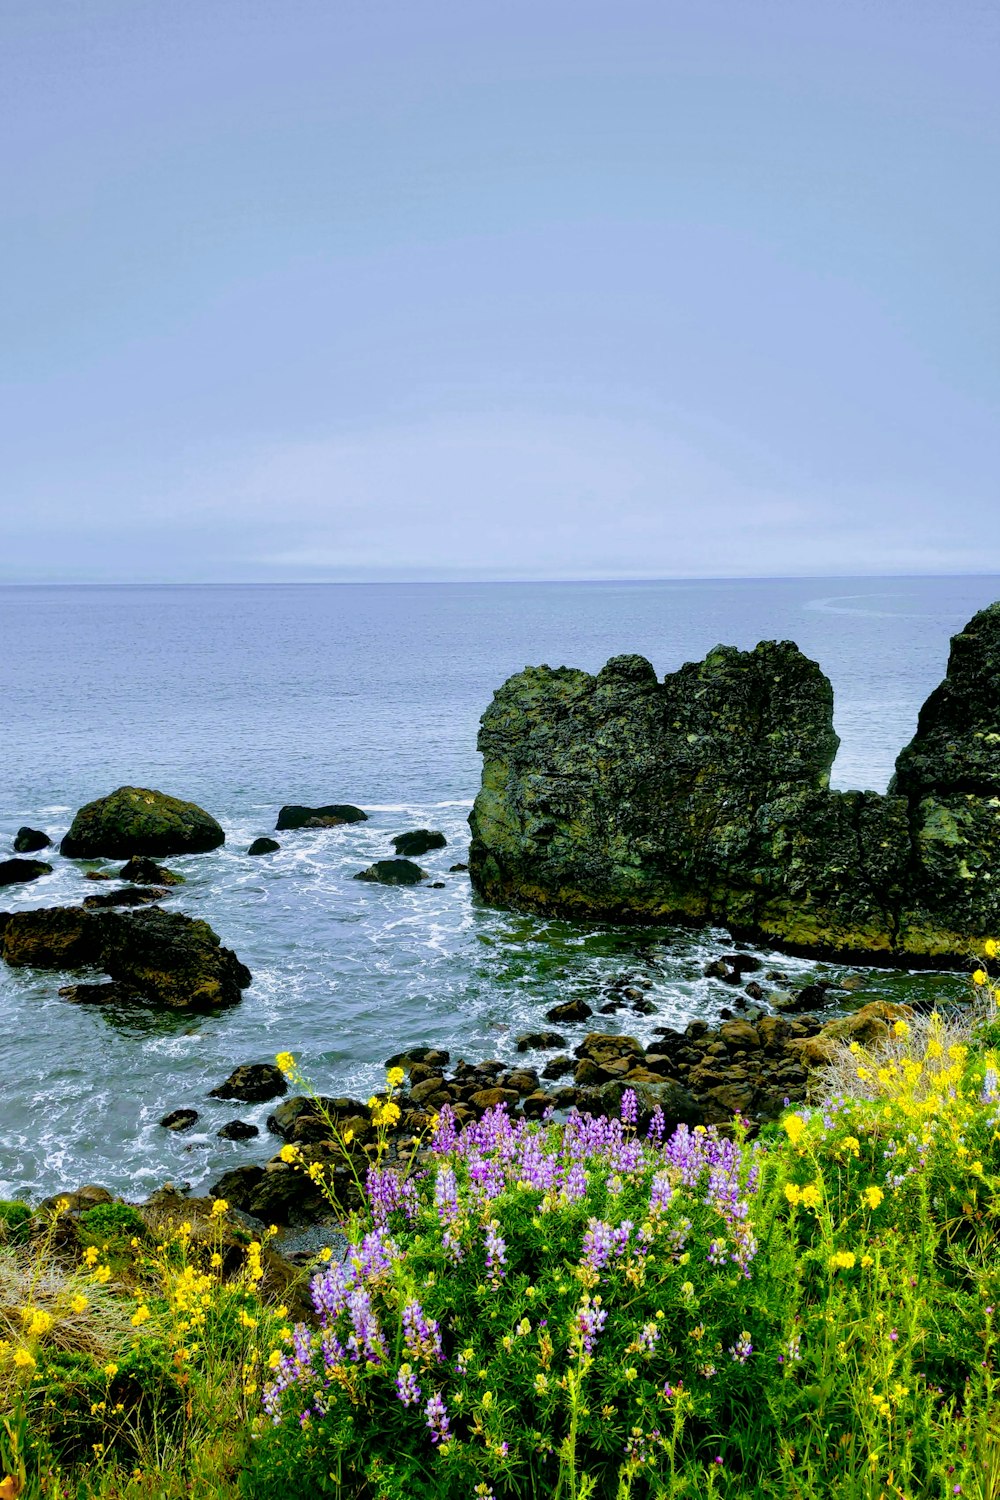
[469,602,1000,966]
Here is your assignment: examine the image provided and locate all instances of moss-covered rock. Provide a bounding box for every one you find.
[0,856,53,886]
[61,787,224,858]
[469,604,1000,966]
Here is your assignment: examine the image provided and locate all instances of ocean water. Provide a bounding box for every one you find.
[1,575,996,1202]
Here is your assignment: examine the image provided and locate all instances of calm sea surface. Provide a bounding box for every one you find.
[2,576,997,1201]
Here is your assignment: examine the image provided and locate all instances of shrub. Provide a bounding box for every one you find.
[77,1203,148,1245]
[0,1200,33,1245]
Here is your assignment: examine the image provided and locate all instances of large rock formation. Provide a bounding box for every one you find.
[1,905,250,1010]
[469,602,1000,966]
[61,788,224,859]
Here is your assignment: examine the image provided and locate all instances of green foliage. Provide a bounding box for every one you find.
[77,1203,148,1244]
[0,1198,33,1244]
[24,1341,185,1463]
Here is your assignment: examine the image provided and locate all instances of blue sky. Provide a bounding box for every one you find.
[2,0,997,581]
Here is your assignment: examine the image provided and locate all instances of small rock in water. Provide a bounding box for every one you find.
[516,1031,567,1052]
[449,862,469,872]
[160,1108,200,1131]
[83,870,113,881]
[119,856,184,886]
[82,886,167,909]
[545,998,593,1023]
[384,1046,450,1069]
[58,981,125,1005]
[247,837,280,856]
[13,827,51,853]
[276,803,368,830]
[541,1055,575,1080]
[353,859,427,886]
[391,829,447,857]
[0,858,52,887]
[217,1120,260,1140]
[210,1063,288,1104]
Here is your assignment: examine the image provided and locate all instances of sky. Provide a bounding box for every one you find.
[1,0,998,583]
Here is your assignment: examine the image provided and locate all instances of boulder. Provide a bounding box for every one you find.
[353,859,427,886]
[248,837,280,856]
[119,857,184,886]
[2,907,108,968]
[391,830,447,857]
[160,1108,199,1131]
[13,827,51,854]
[209,1063,288,1104]
[276,804,367,831]
[545,998,593,1023]
[99,908,251,1011]
[468,603,1000,966]
[591,1076,704,1130]
[61,788,224,859]
[0,858,52,886]
[516,1031,567,1052]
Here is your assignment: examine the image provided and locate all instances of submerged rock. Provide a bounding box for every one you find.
[217,1120,260,1140]
[247,837,280,856]
[276,804,367,830]
[13,827,51,854]
[61,788,224,859]
[391,829,447,857]
[469,603,1000,966]
[160,1108,200,1131]
[353,859,427,886]
[0,858,52,887]
[119,856,184,886]
[82,886,168,909]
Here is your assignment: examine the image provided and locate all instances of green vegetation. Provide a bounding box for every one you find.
[5,967,1000,1498]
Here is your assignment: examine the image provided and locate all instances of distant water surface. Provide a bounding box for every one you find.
[1,576,995,1199]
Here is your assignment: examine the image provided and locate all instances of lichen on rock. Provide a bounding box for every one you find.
[469,602,1000,966]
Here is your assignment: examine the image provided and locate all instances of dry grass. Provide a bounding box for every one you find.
[0,1245,131,1366]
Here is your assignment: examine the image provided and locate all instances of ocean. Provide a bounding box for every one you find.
[2,575,996,1201]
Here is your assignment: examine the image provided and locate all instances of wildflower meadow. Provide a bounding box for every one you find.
[4,959,1000,1499]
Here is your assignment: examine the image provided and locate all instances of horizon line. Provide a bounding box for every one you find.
[3,569,1000,589]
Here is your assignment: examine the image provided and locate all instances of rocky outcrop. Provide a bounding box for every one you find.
[13,827,51,853]
[353,859,427,886]
[469,603,1000,966]
[210,1063,287,1104]
[119,856,184,886]
[61,788,224,859]
[276,804,367,830]
[0,858,52,886]
[1,905,250,1011]
[391,829,447,856]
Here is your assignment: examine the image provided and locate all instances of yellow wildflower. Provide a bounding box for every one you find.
[386,1066,405,1088]
[70,1294,88,1314]
[973,970,987,986]
[82,1246,99,1267]
[91,1265,112,1285]
[211,1199,229,1217]
[131,1305,150,1327]
[800,1183,822,1210]
[861,1186,884,1210]
[279,1144,299,1164]
[275,1052,296,1078]
[13,1348,35,1369]
[893,1020,910,1038]
[984,938,999,959]
[782,1114,807,1146]
[829,1251,856,1272]
[103,1362,119,1378]
[784,1183,801,1206]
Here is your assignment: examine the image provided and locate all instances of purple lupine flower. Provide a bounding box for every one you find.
[729,1332,753,1363]
[707,1239,728,1266]
[402,1300,444,1367]
[620,1088,638,1126]
[484,1219,507,1282]
[430,1104,459,1153]
[574,1302,608,1355]
[636,1321,659,1355]
[562,1162,587,1203]
[581,1218,616,1273]
[424,1391,451,1444]
[395,1362,422,1407]
[345,1286,387,1365]
[649,1170,673,1216]
[434,1166,460,1226]
[647,1105,666,1143]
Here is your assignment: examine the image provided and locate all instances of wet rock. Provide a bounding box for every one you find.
[160,1108,200,1131]
[217,1120,260,1140]
[592,1076,704,1130]
[385,1046,450,1069]
[545,998,593,1023]
[718,1019,761,1051]
[522,1091,553,1118]
[516,1030,567,1052]
[82,886,167,909]
[210,1063,287,1104]
[209,1165,265,1209]
[784,981,834,1013]
[449,862,469,872]
[469,1087,519,1111]
[58,981,127,1004]
[61,787,224,859]
[2,907,108,968]
[353,859,427,886]
[573,1032,643,1065]
[248,838,280,856]
[391,830,447,857]
[119,856,184,886]
[276,804,367,830]
[13,827,51,854]
[100,908,252,1011]
[574,1058,612,1086]
[501,1069,539,1095]
[267,1095,343,1138]
[84,871,113,881]
[411,1077,452,1106]
[744,981,765,1001]
[541,1055,575,1080]
[0,858,52,887]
